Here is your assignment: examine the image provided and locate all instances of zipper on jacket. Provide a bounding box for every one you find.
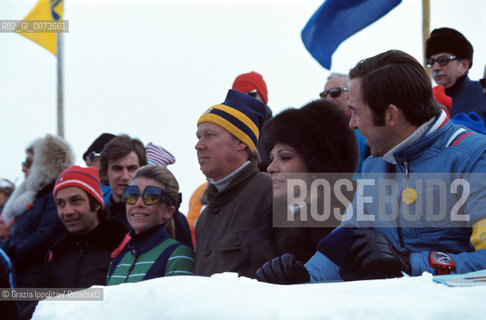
[396,160,411,248]
[124,252,139,283]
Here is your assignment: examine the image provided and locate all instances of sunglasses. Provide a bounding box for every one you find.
[22,159,32,169]
[84,151,101,163]
[246,90,259,98]
[426,55,456,68]
[319,87,348,99]
[122,185,173,206]
[480,78,486,89]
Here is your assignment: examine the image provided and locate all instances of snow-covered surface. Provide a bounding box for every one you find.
[32,272,485,320]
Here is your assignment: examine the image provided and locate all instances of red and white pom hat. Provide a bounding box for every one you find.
[53,165,104,208]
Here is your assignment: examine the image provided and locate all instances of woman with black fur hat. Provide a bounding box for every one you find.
[260,99,359,262]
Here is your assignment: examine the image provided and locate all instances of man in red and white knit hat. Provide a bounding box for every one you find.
[47,165,126,288]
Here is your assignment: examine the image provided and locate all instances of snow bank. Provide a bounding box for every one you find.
[32,272,485,319]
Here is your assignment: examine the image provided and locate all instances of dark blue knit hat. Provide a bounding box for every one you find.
[198,89,266,151]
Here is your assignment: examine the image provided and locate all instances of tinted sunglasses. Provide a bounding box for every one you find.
[22,161,32,169]
[426,55,456,68]
[122,185,173,206]
[246,90,259,98]
[480,78,486,89]
[84,151,101,163]
[319,87,348,99]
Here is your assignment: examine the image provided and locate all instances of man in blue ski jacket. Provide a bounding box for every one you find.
[255,50,486,284]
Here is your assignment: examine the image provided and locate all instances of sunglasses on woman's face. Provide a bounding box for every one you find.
[319,87,348,99]
[122,185,172,206]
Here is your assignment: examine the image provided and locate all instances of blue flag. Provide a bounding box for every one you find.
[301,0,402,70]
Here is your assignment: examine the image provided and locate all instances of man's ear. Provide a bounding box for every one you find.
[237,141,247,151]
[385,104,399,127]
[459,59,471,72]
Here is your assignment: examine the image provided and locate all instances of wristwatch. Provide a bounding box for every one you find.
[429,251,455,275]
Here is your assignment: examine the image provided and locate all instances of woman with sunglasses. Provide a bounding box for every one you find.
[259,99,358,262]
[106,165,194,285]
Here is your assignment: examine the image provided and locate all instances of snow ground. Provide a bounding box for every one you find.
[32,272,486,320]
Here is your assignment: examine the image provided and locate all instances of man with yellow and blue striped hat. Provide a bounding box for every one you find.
[194,89,277,278]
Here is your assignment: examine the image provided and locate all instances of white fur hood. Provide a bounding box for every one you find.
[2,134,74,221]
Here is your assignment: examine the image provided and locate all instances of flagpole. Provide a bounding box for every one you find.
[422,0,430,78]
[57,31,64,138]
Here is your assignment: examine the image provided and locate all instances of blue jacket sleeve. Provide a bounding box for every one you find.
[305,251,343,282]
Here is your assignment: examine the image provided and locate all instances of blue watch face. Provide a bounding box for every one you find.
[432,251,452,265]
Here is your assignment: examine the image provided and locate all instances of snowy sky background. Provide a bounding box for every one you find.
[1,0,485,213]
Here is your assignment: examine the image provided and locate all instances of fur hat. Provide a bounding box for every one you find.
[426,27,473,68]
[2,134,74,221]
[232,71,268,105]
[197,89,266,152]
[54,165,104,208]
[261,100,358,173]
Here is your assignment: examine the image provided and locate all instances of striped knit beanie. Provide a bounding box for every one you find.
[145,143,176,167]
[197,89,266,152]
[53,165,104,208]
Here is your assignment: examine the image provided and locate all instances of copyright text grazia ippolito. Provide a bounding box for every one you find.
[0,288,103,301]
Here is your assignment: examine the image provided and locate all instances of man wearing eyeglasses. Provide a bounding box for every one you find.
[83,133,116,169]
[320,72,350,116]
[425,27,486,122]
[320,72,368,172]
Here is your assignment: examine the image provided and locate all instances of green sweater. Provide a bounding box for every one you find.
[107,225,194,285]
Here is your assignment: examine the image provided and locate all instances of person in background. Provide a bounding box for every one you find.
[194,89,277,278]
[320,72,368,172]
[186,181,208,247]
[84,133,117,205]
[480,65,486,95]
[260,99,358,262]
[0,179,15,241]
[106,165,194,285]
[1,134,73,318]
[83,133,116,169]
[232,71,272,121]
[232,71,273,171]
[0,247,17,320]
[99,134,147,230]
[425,27,486,122]
[145,142,193,248]
[21,147,34,179]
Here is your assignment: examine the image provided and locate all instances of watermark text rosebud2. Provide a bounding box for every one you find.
[272,172,477,228]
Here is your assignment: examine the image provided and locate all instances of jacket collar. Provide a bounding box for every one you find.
[206,161,260,200]
[392,112,452,165]
[127,224,171,255]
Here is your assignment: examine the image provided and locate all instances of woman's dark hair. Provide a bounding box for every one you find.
[261,99,359,173]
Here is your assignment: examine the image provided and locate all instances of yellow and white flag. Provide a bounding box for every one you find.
[16,0,63,55]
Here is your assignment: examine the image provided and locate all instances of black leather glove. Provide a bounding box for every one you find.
[255,253,310,284]
[346,229,411,278]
